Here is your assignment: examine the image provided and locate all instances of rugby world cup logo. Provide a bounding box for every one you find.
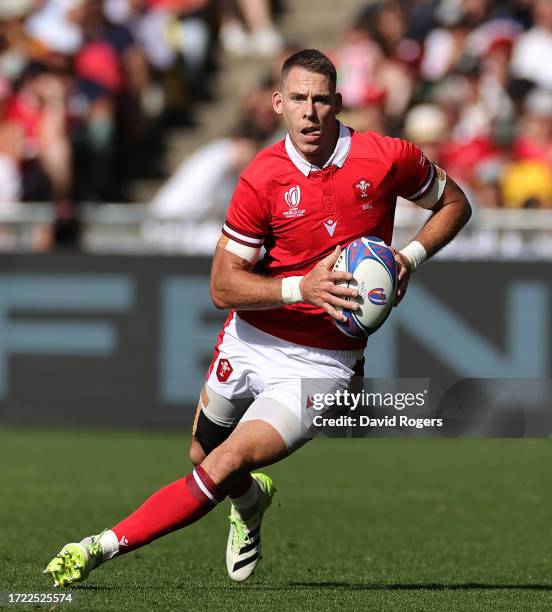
[368,288,387,306]
[285,185,301,208]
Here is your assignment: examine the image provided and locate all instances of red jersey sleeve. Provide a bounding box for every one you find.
[389,137,436,202]
[222,175,269,248]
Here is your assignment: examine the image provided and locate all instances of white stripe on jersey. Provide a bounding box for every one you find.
[225,238,260,263]
[407,163,436,201]
[412,165,448,210]
[223,224,264,246]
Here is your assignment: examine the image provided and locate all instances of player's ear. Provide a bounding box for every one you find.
[335,92,343,115]
[272,91,283,115]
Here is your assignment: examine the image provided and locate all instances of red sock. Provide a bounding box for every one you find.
[112,466,224,554]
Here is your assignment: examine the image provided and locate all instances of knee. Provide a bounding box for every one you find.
[189,437,206,466]
[210,446,251,480]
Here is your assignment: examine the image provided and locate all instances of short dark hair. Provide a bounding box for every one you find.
[280,49,337,92]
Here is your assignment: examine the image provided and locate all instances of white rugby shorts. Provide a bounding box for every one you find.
[205,313,364,450]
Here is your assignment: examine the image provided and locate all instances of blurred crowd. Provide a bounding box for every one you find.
[152,0,552,238]
[335,0,552,210]
[0,0,283,247]
[2,0,552,251]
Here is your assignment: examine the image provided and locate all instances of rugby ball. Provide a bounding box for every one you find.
[333,236,397,338]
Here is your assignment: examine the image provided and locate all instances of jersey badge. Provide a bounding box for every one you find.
[283,185,306,218]
[353,178,374,210]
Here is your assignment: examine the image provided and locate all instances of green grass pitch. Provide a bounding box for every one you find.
[1,429,552,610]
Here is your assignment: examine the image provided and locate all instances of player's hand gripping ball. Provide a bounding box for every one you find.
[332,236,397,338]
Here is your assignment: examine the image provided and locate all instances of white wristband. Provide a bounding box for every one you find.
[400,241,427,272]
[281,276,304,304]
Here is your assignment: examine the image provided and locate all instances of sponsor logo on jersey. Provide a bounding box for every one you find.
[368,287,387,305]
[353,178,374,209]
[216,358,233,382]
[323,219,337,236]
[283,185,306,218]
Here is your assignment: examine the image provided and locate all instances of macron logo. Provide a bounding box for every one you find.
[119,536,129,547]
[323,219,337,237]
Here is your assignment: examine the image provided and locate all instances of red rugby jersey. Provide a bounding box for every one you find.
[221,123,436,350]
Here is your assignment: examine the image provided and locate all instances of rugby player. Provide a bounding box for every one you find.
[44,49,471,586]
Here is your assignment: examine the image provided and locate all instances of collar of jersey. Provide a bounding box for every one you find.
[285,121,351,176]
